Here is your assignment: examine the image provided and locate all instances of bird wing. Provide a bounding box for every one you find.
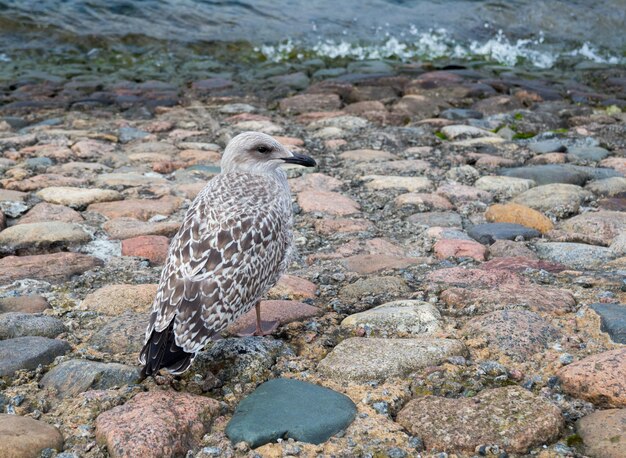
[143,175,291,355]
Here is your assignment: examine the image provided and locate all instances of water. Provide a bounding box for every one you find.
[0,0,624,81]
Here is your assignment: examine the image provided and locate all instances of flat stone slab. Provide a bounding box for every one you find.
[340,300,442,337]
[0,312,65,339]
[96,390,220,458]
[0,413,64,458]
[577,408,626,458]
[40,359,141,398]
[0,336,70,377]
[589,303,626,344]
[468,222,541,245]
[317,337,467,382]
[396,386,563,454]
[226,378,356,448]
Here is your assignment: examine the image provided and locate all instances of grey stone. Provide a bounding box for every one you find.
[585,177,626,197]
[194,337,293,385]
[500,165,588,186]
[468,223,541,245]
[340,300,442,337]
[512,184,592,218]
[225,378,356,447]
[0,336,70,377]
[119,127,150,143]
[440,109,483,120]
[317,337,467,382]
[88,313,147,354]
[589,303,626,344]
[529,141,566,154]
[535,242,615,269]
[0,313,65,339]
[408,212,462,228]
[40,359,141,398]
[567,146,610,162]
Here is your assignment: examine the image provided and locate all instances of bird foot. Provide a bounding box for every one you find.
[236,320,280,337]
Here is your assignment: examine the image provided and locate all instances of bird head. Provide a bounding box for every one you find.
[220,131,316,174]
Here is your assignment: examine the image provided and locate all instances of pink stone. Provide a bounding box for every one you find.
[269,275,317,300]
[0,252,103,283]
[227,300,321,334]
[528,153,567,165]
[122,235,170,265]
[87,196,182,221]
[289,173,343,193]
[480,256,567,273]
[434,239,488,261]
[17,202,83,225]
[95,390,220,458]
[436,184,492,204]
[426,267,523,288]
[599,157,626,175]
[279,93,342,114]
[297,190,360,215]
[394,193,454,211]
[4,174,87,192]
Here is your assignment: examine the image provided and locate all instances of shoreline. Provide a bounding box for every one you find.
[0,59,625,457]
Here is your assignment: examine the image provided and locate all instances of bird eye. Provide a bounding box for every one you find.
[257,145,271,154]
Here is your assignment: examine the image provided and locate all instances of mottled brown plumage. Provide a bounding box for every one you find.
[139,132,316,376]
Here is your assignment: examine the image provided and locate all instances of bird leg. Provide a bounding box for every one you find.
[236,301,280,337]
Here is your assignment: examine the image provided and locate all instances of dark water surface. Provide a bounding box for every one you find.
[0,0,624,80]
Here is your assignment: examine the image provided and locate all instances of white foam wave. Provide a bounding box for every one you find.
[257,28,624,69]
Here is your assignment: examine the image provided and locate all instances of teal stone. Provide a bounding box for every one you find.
[226,378,356,448]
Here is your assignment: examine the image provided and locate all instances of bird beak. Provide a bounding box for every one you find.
[281,151,316,167]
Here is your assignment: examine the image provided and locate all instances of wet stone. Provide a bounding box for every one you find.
[576,408,626,458]
[79,284,158,315]
[589,303,626,344]
[558,348,626,408]
[96,390,220,458]
[462,309,561,361]
[396,386,563,454]
[0,312,65,339]
[0,413,64,458]
[0,295,50,314]
[226,378,356,448]
[317,337,467,382]
[535,242,615,269]
[340,300,442,337]
[0,336,70,377]
[467,223,541,245]
[40,359,141,398]
[0,252,103,283]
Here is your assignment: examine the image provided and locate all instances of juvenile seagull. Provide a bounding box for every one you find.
[139,131,316,376]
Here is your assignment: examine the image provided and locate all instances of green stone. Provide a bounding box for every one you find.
[226,378,356,447]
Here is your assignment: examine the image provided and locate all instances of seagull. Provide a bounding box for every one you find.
[139,131,316,376]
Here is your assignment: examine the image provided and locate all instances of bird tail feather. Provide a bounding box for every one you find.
[139,319,194,377]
